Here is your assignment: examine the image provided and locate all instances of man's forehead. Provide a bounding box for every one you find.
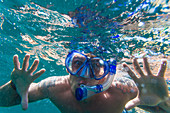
[72,52,97,58]
[73,55,85,59]
[84,53,96,58]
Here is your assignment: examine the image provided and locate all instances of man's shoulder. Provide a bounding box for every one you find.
[44,75,69,81]
[113,76,136,88]
[114,63,136,88]
[42,75,70,86]
[110,68,137,96]
[38,75,70,93]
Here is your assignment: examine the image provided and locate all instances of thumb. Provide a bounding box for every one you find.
[125,97,140,110]
[21,92,28,110]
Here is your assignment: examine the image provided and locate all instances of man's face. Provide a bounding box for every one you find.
[68,53,106,95]
[71,54,105,78]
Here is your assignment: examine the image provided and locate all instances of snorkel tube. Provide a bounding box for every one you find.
[75,58,117,101]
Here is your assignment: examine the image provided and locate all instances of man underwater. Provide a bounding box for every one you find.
[0,50,169,113]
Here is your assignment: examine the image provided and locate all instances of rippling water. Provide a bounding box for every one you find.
[0,0,169,113]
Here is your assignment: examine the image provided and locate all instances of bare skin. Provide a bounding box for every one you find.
[10,54,45,110]
[123,58,169,110]
[0,54,169,113]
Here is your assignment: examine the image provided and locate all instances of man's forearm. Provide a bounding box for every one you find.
[0,81,21,107]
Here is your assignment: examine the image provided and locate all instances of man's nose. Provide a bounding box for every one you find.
[79,65,93,78]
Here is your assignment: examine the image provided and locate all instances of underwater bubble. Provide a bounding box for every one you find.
[50,69,55,72]
[138,22,145,27]
[142,88,147,94]
[141,84,145,88]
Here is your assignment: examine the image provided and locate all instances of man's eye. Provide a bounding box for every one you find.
[94,63,99,67]
[74,61,83,66]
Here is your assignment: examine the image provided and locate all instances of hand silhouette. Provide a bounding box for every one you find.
[123,58,169,109]
[11,54,45,110]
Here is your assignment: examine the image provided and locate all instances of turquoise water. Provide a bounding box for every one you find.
[0,0,169,113]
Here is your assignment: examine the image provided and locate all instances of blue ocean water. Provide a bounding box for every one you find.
[0,0,169,113]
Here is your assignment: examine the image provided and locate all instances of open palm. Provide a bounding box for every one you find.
[123,58,169,109]
[11,54,45,110]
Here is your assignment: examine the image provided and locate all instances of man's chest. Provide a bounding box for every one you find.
[50,90,125,113]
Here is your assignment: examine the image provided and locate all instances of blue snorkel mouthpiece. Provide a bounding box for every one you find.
[75,84,103,101]
[75,86,87,101]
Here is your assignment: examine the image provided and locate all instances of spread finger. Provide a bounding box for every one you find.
[133,58,145,77]
[143,57,152,76]
[28,59,39,74]
[13,55,20,70]
[22,54,30,71]
[123,63,139,83]
[31,69,45,81]
[157,60,167,77]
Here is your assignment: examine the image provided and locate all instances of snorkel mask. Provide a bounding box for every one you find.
[65,50,116,101]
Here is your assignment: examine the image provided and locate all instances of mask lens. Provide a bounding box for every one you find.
[91,58,106,79]
[67,53,86,74]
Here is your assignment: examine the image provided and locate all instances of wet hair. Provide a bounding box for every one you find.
[85,53,96,58]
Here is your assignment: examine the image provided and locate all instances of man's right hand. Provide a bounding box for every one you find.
[11,54,45,110]
[123,58,169,110]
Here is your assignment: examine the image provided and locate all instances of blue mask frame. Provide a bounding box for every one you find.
[65,50,109,80]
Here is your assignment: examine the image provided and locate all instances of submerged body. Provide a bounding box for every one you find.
[39,76,136,113]
[0,0,169,112]
[0,54,169,113]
